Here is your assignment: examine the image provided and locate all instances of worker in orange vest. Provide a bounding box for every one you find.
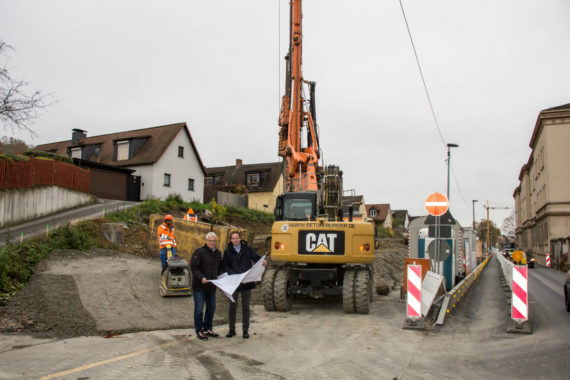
[185,207,198,222]
[158,214,178,272]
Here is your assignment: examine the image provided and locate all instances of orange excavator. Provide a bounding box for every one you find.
[263,0,375,314]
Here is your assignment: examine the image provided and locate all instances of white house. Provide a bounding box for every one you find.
[35,123,206,202]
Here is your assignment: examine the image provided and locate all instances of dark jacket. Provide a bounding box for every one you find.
[190,244,223,293]
[223,240,262,291]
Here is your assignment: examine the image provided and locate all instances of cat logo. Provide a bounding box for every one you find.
[298,231,345,255]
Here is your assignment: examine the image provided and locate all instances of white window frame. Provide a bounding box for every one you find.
[117,140,130,161]
[370,209,377,217]
[70,147,82,159]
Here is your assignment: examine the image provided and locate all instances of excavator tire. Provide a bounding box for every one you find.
[262,268,278,311]
[343,269,356,313]
[355,269,370,314]
[274,268,293,311]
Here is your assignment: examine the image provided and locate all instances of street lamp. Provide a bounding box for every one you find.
[472,200,478,228]
[446,143,459,199]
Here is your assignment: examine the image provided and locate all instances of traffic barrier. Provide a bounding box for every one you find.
[511,266,528,321]
[497,254,532,333]
[545,253,551,267]
[403,265,425,329]
[436,255,490,325]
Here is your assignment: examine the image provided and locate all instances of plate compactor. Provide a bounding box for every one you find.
[160,247,192,297]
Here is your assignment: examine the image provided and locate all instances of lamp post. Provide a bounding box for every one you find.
[446,143,459,199]
[472,200,478,228]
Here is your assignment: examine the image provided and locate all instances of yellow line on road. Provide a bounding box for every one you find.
[37,336,192,380]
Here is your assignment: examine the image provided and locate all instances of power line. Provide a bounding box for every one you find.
[398,0,446,149]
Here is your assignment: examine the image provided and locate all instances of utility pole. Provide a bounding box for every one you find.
[472,200,478,229]
[446,143,459,200]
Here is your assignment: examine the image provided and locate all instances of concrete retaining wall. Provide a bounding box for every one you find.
[147,214,247,260]
[0,186,95,228]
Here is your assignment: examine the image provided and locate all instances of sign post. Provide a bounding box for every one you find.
[424,192,449,276]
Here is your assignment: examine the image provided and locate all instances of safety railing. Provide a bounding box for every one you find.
[496,253,513,291]
[435,255,491,325]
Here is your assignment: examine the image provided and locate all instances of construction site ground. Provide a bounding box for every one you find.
[0,221,407,337]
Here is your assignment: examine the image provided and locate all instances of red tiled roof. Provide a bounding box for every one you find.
[365,203,391,222]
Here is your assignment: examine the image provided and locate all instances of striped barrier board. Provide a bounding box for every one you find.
[406,265,422,319]
[512,265,528,321]
[545,253,551,267]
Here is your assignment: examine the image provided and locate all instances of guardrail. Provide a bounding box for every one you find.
[496,253,513,291]
[435,255,492,325]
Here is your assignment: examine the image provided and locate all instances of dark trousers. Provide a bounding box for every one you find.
[193,290,216,333]
[229,289,251,333]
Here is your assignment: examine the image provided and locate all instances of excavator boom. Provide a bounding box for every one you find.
[278,0,320,192]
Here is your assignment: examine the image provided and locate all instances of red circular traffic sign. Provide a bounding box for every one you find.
[425,192,449,216]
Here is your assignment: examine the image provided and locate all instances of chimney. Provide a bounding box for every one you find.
[72,129,87,145]
[236,159,242,168]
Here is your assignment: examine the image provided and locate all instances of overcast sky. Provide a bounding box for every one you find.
[1,0,569,228]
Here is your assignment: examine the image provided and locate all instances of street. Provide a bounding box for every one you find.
[0,199,140,244]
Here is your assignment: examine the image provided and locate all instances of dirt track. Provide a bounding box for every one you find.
[0,240,407,337]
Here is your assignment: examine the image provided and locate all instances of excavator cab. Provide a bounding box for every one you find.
[274,192,318,221]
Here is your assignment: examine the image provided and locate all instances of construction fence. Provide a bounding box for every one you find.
[0,157,89,193]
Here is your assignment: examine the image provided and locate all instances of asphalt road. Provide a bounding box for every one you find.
[0,199,140,244]
[1,255,568,379]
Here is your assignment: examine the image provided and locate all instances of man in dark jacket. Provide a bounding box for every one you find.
[223,230,267,338]
[190,232,223,340]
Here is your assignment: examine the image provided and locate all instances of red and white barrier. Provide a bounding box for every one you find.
[511,266,528,321]
[406,265,422,319]
[545,253,551,267]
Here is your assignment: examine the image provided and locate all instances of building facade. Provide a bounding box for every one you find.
[513,103,570,268]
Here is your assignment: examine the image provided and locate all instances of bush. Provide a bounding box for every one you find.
[0,220,104,305]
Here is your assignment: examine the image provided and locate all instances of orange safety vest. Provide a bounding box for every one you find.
[157,223,177,248]
[184,208,198,222]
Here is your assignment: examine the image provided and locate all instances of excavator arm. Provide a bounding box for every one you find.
[278,0,320,192]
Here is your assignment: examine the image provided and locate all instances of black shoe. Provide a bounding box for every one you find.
[243,331,249,339]
[226,331,236,338]
[204,329,219,337]
[197,330,208,340]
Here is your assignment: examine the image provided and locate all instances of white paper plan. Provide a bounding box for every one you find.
[208,255,267,302]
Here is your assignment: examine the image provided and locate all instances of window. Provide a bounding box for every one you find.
[178,146,184,158]
[188,178,194,191]
[205,173,223,186]
[164,173,171,187]
[70,147,82,159]
[370,209,377,217]
[246,172,261,187]
[117,141,129,161]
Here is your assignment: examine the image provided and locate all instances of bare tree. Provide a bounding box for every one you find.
[0,41,54,135]
[501,211,516,240]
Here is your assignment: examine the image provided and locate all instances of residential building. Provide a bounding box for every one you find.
[513,103,570,268]
[391,209,410,229]
[205,159,284,213]
[35,123,206,202]
[365,204,392,233]
[342,195,366,221]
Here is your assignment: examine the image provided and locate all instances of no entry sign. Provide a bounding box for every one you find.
[425,192,449,216]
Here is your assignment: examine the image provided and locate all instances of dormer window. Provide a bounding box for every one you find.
[370,209,377,217]
[116,141,129,160]
[70,147,82,159]
[246,172,261,187]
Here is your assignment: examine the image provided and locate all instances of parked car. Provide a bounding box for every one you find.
[564,270,570,313]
